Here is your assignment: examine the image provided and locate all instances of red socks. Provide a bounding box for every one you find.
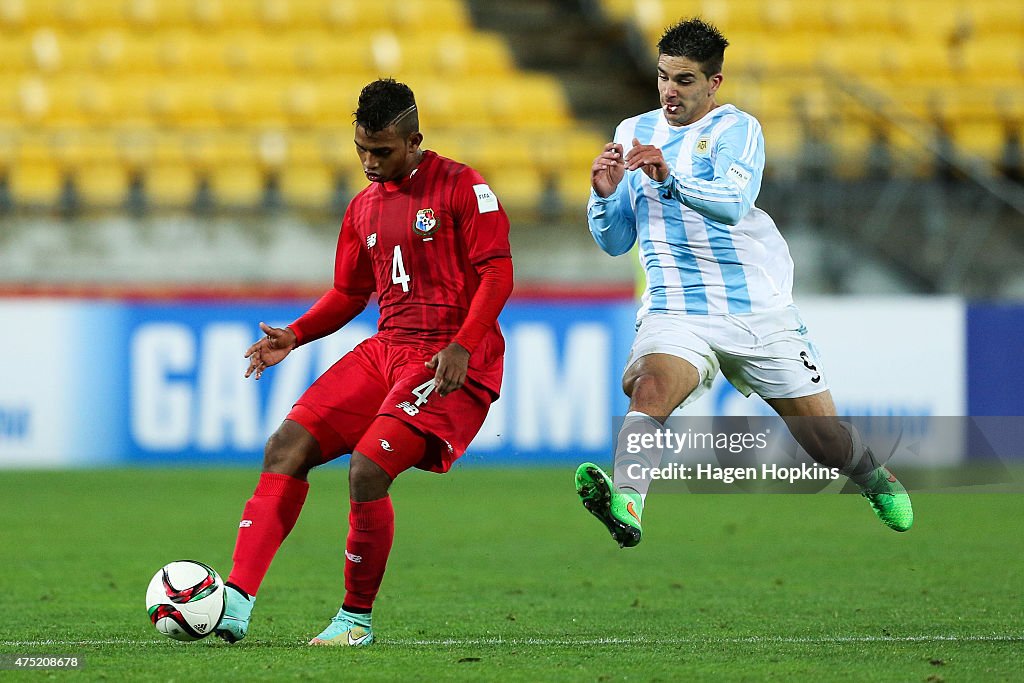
[343,496,395,611]
[227,472,309,597]
[227,472,396,612]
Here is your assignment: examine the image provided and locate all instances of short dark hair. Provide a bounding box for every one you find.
[354,78,419,135]
[657,18,729,78]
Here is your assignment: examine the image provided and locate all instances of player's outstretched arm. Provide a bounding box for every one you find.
[244,322,297,380]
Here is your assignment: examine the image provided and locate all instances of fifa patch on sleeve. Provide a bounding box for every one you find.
[473,183,499,214]
[725,163,752,190]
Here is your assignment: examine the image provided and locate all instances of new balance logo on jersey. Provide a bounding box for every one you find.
[366,233,377,248]
[379,439,394,452]
[345,550,362,563]
[239,519,253,528]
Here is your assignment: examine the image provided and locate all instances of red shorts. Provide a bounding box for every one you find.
[287,335,497,475]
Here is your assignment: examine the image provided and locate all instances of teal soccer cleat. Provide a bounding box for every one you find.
[308,608,374,646]
[213,585,254,643]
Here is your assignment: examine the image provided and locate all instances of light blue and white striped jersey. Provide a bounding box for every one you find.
[588,104,794,318]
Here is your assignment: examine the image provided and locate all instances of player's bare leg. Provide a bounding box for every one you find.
[577,354,699,547]
[768,392,913,531]
[216,421,322,643]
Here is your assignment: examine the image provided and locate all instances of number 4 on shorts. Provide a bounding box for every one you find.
[411,379,435,407]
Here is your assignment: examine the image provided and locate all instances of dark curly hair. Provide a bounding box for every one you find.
[353,79,419,135]
[657,18,729,78]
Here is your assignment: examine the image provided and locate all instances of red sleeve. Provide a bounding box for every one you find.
[289,206,375,346]
[289,288,370,347]
[450,168,512,265]
[332,203,377,295]
[452,256,513,354]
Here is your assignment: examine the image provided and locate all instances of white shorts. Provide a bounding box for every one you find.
[626,305,829,409]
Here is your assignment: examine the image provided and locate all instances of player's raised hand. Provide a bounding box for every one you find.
[424,342,470,397]
[625,137,670,182]
[591,142,625,198]
[244,322,297,380]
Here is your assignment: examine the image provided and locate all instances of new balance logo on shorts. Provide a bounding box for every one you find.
[239,519,253,528]
[379,439,394,452]
[397,401,419,416]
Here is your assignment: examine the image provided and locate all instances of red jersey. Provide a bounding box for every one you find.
[333,150,511,390]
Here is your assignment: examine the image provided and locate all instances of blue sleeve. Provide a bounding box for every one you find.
[653,116,764,226]
[586,182,637,256]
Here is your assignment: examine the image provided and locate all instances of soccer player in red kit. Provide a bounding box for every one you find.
[213,79,513,646]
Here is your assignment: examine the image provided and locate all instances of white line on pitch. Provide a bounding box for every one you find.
[3,634,1022,648]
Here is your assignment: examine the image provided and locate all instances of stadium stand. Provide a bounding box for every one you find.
[0,0,607,212]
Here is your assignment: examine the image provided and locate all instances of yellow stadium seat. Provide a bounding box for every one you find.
[75,161,129,207]
[830,119,876,179]
[462,133,534,177]
[950,119,1011,168]
[760,0,831,32]
[125,0,174,29]
[958,39,1024,81]
[420,129,464,162]
[323,0,390,31]
[824,0,900,35]
[408,81,484,129]
[0,0,57,30]
[292,35,372,75]
[145,162,198,208]
[209,162,265,207]
[192,0,259,31]
[222,33,295,74]
[279,163,335,209]
[490,77,570,129]
[214,82,288,129]
[9,160,63,206]
[390,0,467,32]
[484,167,544,211]
[959,0,1024,35]
[56,0,126,30]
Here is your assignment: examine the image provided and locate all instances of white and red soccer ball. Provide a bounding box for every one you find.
[146,560,226,641]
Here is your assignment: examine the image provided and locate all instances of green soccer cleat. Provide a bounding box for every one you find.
[575,462,643,548]
[308,608,374,646]
[214,585,254,644]
[860,466,914,532]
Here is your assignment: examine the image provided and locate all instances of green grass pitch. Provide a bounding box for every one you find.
[2,467,1022,681]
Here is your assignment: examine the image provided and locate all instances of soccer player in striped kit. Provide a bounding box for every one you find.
[214,79,513,645]
[575,18,913,547]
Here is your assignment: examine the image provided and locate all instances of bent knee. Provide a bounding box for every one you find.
[349,453,393,502]
[262,422,322,476]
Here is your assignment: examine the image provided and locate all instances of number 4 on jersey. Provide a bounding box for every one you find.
[392,245,411,292]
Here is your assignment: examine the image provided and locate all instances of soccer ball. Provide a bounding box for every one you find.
[146,560,226,641]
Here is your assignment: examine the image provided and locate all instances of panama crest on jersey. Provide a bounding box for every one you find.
[413,208,439,237]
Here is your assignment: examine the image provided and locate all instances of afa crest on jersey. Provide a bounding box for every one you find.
[413,208,439,236]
